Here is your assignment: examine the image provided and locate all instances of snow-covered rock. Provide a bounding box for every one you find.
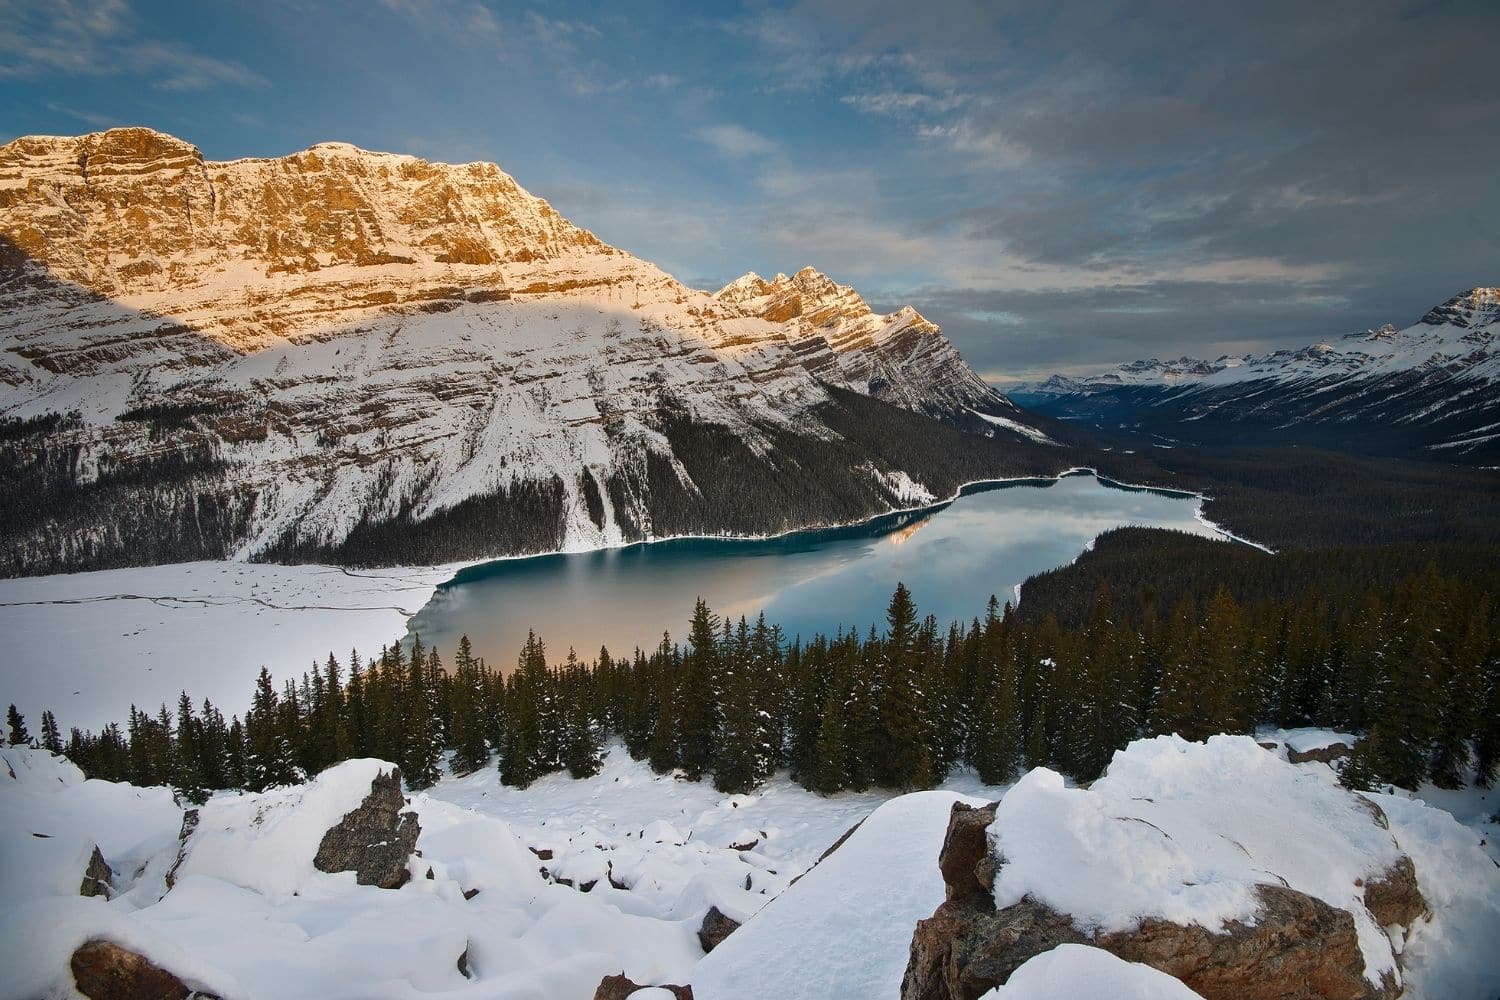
[900,736,1485,1000]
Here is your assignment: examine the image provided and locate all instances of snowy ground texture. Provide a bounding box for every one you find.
[2,736,1497,1000]
[0,561,462,730]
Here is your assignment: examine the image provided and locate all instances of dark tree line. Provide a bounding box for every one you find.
[13,563,1499,800]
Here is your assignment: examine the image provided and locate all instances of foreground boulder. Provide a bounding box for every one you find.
[902,737,1428,1000]
[594,972,694,999]
[312,767,420,888]
[698,905,741,953]
[71,939,218,1000]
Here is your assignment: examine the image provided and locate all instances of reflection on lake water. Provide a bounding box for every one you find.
[405,473,1225,668]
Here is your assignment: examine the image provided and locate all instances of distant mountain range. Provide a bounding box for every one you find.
[0,127,1055,576]
[1010,288,1500,462]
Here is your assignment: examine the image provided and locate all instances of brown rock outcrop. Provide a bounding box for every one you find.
[902,800,1418,1000]
[1362,856,1427,928]
[1288,742,1353,764]
[71,938,218,1000]
[312,767,420,889]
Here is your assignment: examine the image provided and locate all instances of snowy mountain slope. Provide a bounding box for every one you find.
[1009,289,1500,461]
[0,127,1051,576]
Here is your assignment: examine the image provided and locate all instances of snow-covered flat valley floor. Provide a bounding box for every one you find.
[0,561,462,730]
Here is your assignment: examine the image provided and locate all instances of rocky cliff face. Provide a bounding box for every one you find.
[0,127,1048,575]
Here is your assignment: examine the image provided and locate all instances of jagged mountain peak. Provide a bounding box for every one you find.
[716,265,936,335]
[1421,286,1500,328]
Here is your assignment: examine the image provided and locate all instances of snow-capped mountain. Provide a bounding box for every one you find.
[0,127,1049,575]
[1011,289,1500,461]
[1012,357,1237,399]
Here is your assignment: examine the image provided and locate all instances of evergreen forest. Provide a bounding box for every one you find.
[14,556,1499,803]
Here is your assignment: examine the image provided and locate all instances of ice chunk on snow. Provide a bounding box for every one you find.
[983,944,1206,999]
[989,735,1406,985]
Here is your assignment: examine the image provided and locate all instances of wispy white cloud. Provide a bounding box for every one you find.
[0,0,268,90]
[841,90,968,116]
[43,101,117,128]
[694,124,777,158]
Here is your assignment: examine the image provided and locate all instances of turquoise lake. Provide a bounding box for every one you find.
[405,472,1226,667]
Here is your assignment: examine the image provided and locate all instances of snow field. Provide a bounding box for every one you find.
[3,735,1496,999]
[0,561,461,731]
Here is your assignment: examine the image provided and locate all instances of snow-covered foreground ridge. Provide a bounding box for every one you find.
[0,126,1047,576]
[4,736,1496,1000]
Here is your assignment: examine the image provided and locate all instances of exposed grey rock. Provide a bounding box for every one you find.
[312,767,419,889]
[697,905,741,953]
[79,845,113,899]
[164,809,200,891]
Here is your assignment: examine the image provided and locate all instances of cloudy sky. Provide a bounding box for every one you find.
[2,0,1496,378]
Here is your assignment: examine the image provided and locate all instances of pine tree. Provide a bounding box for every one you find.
[648,632,680,774]
[7,704,30,746]
[1154,596,1202,739]
[1364,568,1445,788]
[448,635,490,775]
[501,631,549,788]
[971,599,1022,784]
[401,642,444,790]
[1429,593,1485,788]
[174,691,208,805]
[560,650,603,779]
[715,616,770,793]
[199,699,228,791]
[677,599,720,781]
[225,716,247,789]
[246,667,297,791]
[809,679,851,794]
[877,584,934,790]
[40,710,62,754]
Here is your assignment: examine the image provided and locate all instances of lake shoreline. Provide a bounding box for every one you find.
[436,465,1242,590]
